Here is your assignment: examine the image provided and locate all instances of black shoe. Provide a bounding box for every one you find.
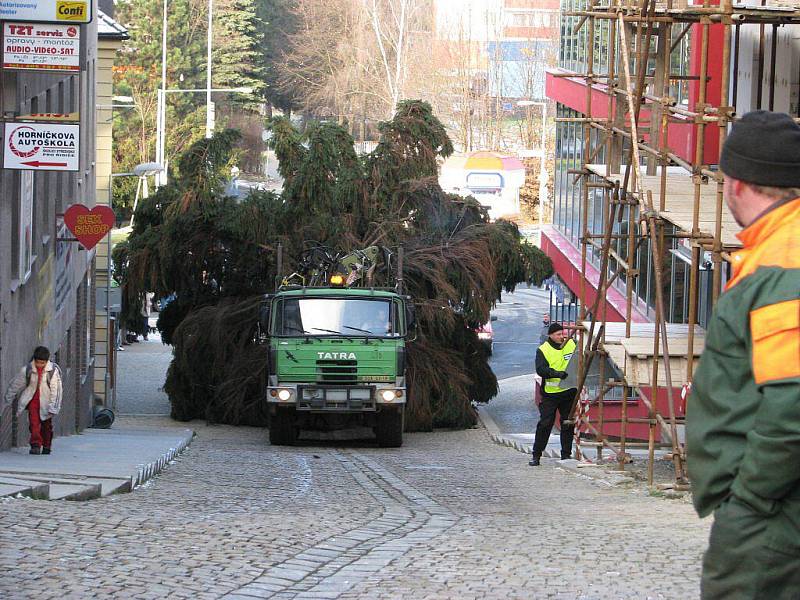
[29,446,41,455]
[529,457,541,466]
[42,447,51,455]
[561,454,572,460]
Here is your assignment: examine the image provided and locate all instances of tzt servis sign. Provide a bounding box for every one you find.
[2,122,79,171]
[0,0,92,23]
[2,22,81,72]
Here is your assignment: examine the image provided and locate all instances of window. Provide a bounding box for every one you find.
[508,11,550,28]
[512,12,527,27]
[83,270,93,377]
[275,297,400,338]
[17,171,35,282]
[60,327,72,376]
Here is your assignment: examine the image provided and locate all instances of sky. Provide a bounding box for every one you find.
[434,0,504,42]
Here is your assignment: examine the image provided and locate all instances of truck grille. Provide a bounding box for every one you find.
[316,359,358,384]
[297,386,375,411]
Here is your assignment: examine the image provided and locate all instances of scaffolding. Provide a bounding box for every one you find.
[557,0,800,486]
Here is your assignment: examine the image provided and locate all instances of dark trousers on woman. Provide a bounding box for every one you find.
[532,388,577,459]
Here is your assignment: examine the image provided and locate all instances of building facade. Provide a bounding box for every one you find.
[0,15,100,449]
[545,0,800,327]
[93,10,128,408]
[489,0,560,100]
[542,0,800,443]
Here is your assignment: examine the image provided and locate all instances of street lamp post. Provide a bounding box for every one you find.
[518,100,549,243]
[206,0,214,139]
[129,162,165,228]
[157,0,168,186]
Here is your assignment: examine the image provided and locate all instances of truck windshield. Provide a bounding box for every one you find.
[275,297,400,337]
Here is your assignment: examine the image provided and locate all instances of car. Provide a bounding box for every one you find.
[475,315,497,354]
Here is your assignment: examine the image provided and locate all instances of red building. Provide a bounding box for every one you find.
[542,0,800,444]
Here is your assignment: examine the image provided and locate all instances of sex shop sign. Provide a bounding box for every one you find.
[63,204,115,251]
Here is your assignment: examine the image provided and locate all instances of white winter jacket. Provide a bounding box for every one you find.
[2,360,63,421]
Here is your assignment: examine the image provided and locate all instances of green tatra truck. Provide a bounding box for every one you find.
[259,246,414,447]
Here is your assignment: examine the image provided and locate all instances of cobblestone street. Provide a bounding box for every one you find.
[0,416,709,600]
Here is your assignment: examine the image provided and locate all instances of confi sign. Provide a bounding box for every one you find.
[3,122,80,171]
[0,0,91,24]
[3,22,80,71]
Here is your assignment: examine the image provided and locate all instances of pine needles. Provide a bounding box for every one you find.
[119,100,553,431]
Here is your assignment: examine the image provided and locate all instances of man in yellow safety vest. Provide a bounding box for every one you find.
[530,322,577,466]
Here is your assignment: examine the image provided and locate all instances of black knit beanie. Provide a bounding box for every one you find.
[720,111,800,187]
[547,322,564,334]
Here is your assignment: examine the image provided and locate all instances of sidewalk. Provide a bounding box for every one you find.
[114,327,172,415]
[0,327,193,501]
[0,422,193,500]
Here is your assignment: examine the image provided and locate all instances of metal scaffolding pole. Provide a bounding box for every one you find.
[559,0,800,487]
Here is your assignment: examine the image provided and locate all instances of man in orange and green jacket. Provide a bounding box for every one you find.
[687,111,800,599]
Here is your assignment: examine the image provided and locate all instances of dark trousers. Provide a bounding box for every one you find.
[27,396,53,449]
[532,388,576,458]
[702,495,800,599]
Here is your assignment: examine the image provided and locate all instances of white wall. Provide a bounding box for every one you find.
[733,23,800,115]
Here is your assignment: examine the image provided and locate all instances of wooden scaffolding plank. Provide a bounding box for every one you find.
[585,164,742,248]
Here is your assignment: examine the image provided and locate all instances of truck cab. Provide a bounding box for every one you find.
[262,287,412,447]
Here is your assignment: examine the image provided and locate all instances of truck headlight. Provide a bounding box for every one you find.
[381,389,397,402]
[277,389,292,401]
[477,332,492,340]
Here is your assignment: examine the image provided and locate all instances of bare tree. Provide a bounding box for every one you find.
[413,6,484,152]
[278,0,362,118]
[364,0,427,115]
[277,0,433,127]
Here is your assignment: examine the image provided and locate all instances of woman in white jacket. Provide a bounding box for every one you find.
[2,346,62,454]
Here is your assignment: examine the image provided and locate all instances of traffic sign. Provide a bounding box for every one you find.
[3,22,81,72]
[0,0,92,24]
[3,122,79,171]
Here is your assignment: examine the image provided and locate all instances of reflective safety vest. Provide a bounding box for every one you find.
[539,338,576,394]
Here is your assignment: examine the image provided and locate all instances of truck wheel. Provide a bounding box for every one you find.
[375,406,404,448]
[269,406,298,446]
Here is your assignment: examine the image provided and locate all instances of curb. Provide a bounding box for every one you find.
[477,405,663,491]
[475,405,559,459]
[131,429,195,490]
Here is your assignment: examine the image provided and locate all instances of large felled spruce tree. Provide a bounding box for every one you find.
[119,101,553,429]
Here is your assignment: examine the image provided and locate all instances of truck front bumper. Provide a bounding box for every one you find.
[267,384,406,411]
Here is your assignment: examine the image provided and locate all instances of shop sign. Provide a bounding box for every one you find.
[3,122,79,171]
[64,204,115,250]
[15,112,79,122]
[2,22,80,71]
[466,172,504,189]
[0,1,91,24]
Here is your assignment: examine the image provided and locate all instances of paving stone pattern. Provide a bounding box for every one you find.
[0,417,709,600]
